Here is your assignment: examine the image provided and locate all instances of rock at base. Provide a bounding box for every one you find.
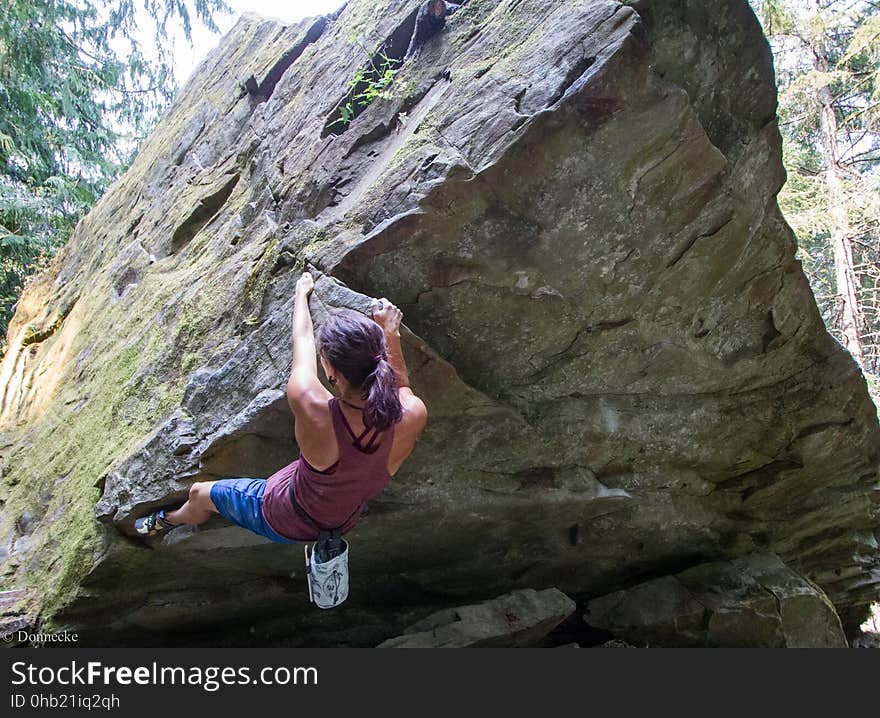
[377,588,576,648]
[583,554,847,648]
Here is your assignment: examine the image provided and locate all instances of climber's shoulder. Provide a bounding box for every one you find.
[286,374,333,422]
[397,387,427,434]
[288,387,335,457]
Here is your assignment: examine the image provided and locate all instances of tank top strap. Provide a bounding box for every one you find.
[328,397,352,449]
[329,397,391,456]
[332,397,372,445]
[361,426,382,452]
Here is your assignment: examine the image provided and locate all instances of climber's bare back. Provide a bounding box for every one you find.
[287,386,427,476]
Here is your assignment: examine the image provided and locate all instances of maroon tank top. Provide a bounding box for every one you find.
[261,397,395,541]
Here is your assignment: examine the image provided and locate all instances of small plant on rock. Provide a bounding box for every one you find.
[331,46,401,130]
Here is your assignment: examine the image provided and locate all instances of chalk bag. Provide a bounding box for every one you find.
[304,530,349,609]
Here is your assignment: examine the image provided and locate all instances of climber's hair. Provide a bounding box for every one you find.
[318,308,403,432]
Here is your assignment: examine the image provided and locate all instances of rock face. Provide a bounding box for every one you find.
[377,587,576,647]
[0,0,878,646]
[583,553,848,647]
[0,589,34,646]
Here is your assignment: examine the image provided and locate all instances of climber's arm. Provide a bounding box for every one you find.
[385,323,411,390]
[286,272,327,408]
[386,328,428,433]
[371,297,410,388]
[371,297,427,430]
[384,321,428,436]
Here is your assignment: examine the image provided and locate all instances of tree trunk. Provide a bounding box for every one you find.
[809,6,866,368]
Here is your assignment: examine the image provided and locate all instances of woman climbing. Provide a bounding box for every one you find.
[134,270,428,542]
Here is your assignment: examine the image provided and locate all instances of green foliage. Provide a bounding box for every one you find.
[778,138,836,324]
[756,0,797,35]
[0,0,230,354]
[330,46,401,131]
[751,0,880,374]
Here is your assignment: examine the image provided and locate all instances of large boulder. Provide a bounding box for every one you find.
[0,0,878,646]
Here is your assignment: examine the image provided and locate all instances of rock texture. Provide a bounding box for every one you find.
[1,0,878,646]
[583,553,848,647]
[377,587,576,647]
[0,589,34,646]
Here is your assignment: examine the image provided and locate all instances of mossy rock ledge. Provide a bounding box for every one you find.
[1,0,878,647]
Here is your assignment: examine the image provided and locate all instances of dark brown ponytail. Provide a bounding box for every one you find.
[318,309,403,431]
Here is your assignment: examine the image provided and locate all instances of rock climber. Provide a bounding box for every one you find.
[134,270,428,542]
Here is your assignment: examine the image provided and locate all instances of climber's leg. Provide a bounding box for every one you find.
[164,481,218,526]
[135,478,296,543]
[203,477,298,544]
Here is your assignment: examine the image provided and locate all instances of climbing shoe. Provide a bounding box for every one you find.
[134,510,178,537]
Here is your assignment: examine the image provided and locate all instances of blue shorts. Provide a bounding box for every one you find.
[209,478,298,544]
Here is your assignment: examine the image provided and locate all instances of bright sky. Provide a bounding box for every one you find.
[172,0,346,85]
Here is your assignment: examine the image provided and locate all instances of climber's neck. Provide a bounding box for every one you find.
[338,391,365,411]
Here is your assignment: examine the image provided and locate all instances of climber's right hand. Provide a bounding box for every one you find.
[372,297,402,334]
[296,271,315,297]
